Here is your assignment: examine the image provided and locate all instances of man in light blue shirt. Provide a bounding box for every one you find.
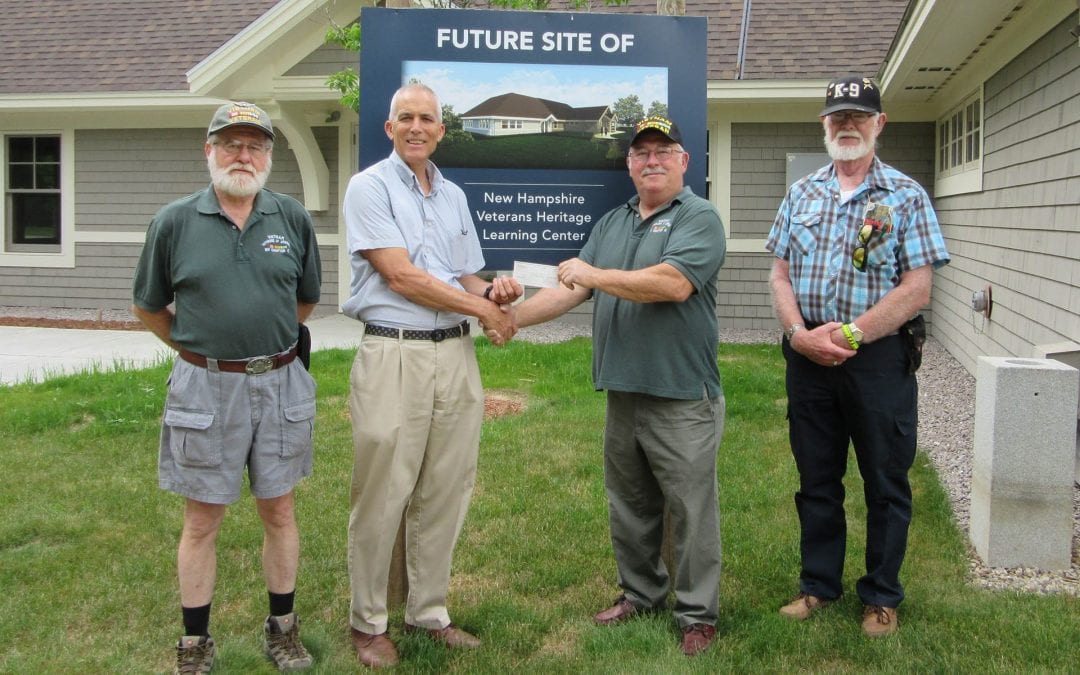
[340,83,521,669]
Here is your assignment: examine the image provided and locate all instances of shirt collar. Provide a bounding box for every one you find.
[627,185,692,214]
[196,185,277,217]
[388,151,443,195]
[814,156,897,195]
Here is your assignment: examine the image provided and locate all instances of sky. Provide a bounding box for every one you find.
[402,61,668,114]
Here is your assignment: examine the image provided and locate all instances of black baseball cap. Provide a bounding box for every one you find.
[629,116,683,146]
[821,75,881,116]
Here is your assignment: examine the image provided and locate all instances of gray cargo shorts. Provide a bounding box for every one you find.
[157,357,316,504]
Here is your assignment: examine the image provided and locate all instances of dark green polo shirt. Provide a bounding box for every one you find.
[133,186,322,359]
[579,186,726,400]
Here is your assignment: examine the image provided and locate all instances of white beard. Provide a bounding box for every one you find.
[824,130,875,162]
[207,153,271,198]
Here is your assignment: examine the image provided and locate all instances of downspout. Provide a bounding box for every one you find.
[735,0,752,79]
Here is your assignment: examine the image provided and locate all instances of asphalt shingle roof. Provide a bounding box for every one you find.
[0,0,912,95]
[0,0,280,94]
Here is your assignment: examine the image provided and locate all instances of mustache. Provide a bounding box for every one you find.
[641,167,667,177]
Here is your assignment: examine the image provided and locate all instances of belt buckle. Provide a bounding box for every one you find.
[431,328,447,342]
[245,356,274,375]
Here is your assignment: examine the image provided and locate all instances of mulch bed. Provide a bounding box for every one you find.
[0,317,146,330]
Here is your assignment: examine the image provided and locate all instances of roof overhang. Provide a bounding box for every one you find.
[187,0,370,99]
[879,0,1076,115]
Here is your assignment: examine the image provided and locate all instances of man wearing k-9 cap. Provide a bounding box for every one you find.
[133,101,321,672]
[514,115,727,656]
[767,76,949,636]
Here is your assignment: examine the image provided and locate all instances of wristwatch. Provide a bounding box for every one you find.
[842,322,864,349]
[784,323,803,340]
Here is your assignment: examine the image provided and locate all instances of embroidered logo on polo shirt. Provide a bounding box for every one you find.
[262,234,291,254]
[650,218,673,233]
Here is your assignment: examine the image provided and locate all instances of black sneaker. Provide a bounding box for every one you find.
[264,613,313,671]
[175,635,215,674]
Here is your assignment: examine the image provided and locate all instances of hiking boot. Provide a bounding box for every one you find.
[175,635,216,674]
[264,613,313,671]
[778,592,832,620]
[862,605,898,637]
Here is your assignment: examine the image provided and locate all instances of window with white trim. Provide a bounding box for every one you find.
[937,93,981,176]
[5,135,62,249]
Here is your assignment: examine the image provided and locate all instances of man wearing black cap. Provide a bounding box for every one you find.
[514,116,727,656]
[766,76,949,637]
[133,101,321,672]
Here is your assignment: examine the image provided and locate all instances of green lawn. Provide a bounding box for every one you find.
[1,339,1076,673]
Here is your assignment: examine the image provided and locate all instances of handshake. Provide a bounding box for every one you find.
[477,275,523,346]
[477,258,597,347]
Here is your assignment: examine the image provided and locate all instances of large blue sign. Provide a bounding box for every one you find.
[359,7,707,269]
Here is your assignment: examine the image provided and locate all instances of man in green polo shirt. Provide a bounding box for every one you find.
[513,116,727,656]
[132,101,321,674]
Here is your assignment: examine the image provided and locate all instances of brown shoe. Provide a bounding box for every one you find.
[680,623,717,656]
[778,592,832,620]
[593,595,638,625]
[405,623,481,649]
[862,605,898,637]
[350,628,399,668]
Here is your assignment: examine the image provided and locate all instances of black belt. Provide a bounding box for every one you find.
[179,347,297,374]
[364,320,470,342]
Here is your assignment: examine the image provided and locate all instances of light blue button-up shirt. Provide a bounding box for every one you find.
[341,151,485,328]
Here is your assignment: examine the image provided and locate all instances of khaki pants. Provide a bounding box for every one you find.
[347,332,483,634]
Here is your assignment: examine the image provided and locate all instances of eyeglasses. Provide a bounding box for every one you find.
[827,111,876,124]
[214,140,270,157]
[628,147,683,164]
[851,223,880,271]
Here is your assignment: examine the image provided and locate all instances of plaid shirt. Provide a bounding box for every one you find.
[766,157,949,323]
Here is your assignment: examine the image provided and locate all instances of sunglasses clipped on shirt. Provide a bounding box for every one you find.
[852,202,894,271]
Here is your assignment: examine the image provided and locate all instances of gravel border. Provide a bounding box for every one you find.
[4,305,1078,594]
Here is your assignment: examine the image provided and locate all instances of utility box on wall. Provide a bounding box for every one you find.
[970,357,1078,569]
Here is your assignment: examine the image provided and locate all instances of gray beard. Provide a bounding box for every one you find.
[207,156,271,198]
[824,134,873,162]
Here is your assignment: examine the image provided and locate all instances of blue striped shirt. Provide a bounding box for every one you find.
[766,157,949,323]
[340,152,485,329]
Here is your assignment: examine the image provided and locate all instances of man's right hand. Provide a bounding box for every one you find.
[480,302,517,346]
[791,321,856,367]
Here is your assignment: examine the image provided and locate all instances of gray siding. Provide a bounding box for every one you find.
[0,128,340,312]
[716,253,774,329]
[718,121,937,330]
[931,13,1080,374]
[284,42,356,77]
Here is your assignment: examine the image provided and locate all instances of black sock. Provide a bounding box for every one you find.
[269,590,295,617]
[181,603,211,637]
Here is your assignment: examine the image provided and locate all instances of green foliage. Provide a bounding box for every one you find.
[442,104,463,131]
[1,341,1077,672]
[612,94,645,127]
[646,100,668,118]
[432,132,620,170]
[440,128,476,149]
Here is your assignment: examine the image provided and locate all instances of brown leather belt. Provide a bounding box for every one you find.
[178,347,298,375]
[364,320,470,342]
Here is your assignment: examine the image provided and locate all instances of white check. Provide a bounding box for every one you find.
[512,261,560,288]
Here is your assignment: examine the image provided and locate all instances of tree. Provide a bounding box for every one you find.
[646,100,668,118]
[612,95,645,128]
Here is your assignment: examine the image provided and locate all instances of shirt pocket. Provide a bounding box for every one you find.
[164,408,221,468]
[790,211,821,256]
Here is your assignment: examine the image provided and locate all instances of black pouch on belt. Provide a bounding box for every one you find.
[298,323,312,370]
[900,314,926,373]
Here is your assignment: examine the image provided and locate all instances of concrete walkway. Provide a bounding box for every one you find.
[0,314,365,386]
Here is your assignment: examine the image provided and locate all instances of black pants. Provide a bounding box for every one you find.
[782,334,917,607]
